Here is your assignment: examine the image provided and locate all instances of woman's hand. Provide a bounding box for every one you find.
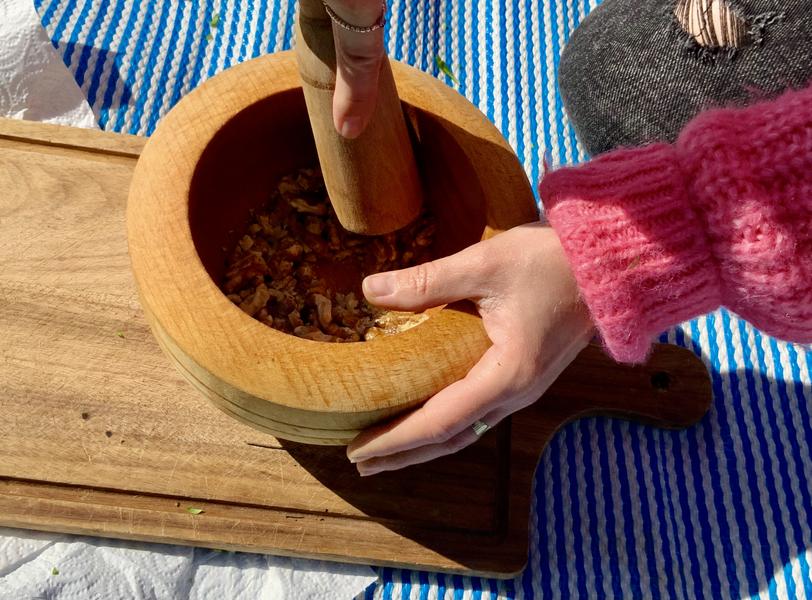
[347,223,596,475]
[326,0,386,138]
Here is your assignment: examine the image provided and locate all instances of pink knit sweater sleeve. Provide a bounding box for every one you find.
[539,83,812,363]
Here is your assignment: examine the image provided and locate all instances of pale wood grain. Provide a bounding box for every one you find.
[0,118,145,157]
[0,116,711,577]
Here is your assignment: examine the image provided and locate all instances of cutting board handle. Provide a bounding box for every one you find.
[524,343,711,436]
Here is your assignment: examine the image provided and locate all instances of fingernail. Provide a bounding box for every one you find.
[363,273,394,299]
[357,464,380,477]
[347,448,369,463]
[340,116,362,139]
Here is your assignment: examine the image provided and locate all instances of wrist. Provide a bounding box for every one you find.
[540,144,722,363]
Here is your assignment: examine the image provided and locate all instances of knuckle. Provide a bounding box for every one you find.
[403,262,435,298]
[448,434,472,453]
[341,92,375,109]
[515,358,540,390]
[337,47,383,74]
[468,248,493,276]
[428,425,453,446]
[456,244,496,289]
[424,418,455,446]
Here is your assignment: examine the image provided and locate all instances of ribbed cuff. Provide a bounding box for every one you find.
[539,143,723,363]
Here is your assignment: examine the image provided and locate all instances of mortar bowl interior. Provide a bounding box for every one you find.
[189,88,488,296]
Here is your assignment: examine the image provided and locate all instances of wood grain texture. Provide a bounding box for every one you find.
[127,51,540,444]
[296,0,423,234]
[0,117,711,577]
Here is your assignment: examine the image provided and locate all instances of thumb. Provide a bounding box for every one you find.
[362,249,487,311]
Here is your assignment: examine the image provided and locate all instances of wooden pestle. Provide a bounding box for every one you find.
[295,0,423,235]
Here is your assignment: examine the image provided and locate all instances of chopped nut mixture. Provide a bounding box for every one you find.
[221,167,434,342]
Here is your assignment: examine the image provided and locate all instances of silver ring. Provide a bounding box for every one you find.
[472,420,490,437]
[322,0,387,33]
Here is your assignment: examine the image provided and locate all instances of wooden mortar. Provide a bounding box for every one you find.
[127,51,538,445]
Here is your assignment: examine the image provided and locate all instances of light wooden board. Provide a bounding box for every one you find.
[0,117,712,577]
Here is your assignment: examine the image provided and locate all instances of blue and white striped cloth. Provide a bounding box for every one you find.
[34,0,812,597]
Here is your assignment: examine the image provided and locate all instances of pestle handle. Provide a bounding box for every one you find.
[295,0,423,235]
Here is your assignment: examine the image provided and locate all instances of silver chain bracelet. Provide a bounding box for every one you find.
[322,0,387,33]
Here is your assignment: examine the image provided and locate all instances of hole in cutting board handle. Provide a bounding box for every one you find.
[650,371,671,391]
